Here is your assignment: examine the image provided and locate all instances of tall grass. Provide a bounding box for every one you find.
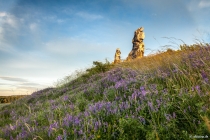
[0,43,210,140]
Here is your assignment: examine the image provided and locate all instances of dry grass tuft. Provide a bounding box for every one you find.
[202,116,210,132]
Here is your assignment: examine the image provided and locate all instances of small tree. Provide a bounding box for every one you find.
[81,59,114,80]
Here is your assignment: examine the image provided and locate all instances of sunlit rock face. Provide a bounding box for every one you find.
[114,48,121,64]
[127,27,145,61]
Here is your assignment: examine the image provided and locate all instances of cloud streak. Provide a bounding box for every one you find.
[0,76,28,82]
[76,12,103,20]
[19,82,42,86]
[199,0,210,8]
[44,37,110,55]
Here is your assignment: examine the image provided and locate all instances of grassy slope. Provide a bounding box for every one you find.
[0,44,210,140]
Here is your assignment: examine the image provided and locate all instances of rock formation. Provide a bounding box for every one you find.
[126,27,145,60]
[114,48,121,64]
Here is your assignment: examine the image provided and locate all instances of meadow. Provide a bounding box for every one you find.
[0,43,210,140]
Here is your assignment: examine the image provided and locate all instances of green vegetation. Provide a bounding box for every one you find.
[0,43,210,140]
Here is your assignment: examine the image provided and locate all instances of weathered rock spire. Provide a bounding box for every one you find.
[126,27,145,60]
[114,48,121,64]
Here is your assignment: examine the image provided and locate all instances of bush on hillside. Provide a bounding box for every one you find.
[81,59,114,79]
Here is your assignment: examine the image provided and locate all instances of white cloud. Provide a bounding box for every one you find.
[0,12,19,49]
[42,15,66,24]
[188,0,210,11]
[199,0,210,8]
[29,23,37,31]
[76,12,103,20]
[0,12,17,27]
[57,19,64,23]
[44,15,56,21]
[0,12,6,17]
[3,13,18,29]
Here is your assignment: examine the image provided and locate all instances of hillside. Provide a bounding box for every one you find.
[0,44,210,140]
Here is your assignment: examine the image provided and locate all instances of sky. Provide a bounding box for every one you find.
[0,0,210,96]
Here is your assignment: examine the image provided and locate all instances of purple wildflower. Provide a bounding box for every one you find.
[19,128,28,138]
[136,107,141,112]
[148,101,154,111]
[201,70,209,83]
[78,130,83,135]
[51,104,58,110]
[63,95,68,101]
[195,85,201,93]
[74,117,80,125]
[56,135,63,140]
[94,121,101,131]
[114,81,122,89]
[140,86,146,96]
[63,114,73,127]
[69,104,74,110]
[165,114,171,121]
[138,116,146,125]
[191,87,194,91]
[131,92,137,101]
[115,96,121,101]
[84,111,89,117]
[10,136,14,140]
[156,99,161,108]
[114,80,127,89]
[188,106,191,112]
[173,112,176,119]
[50,100,55,104]
[50,121,58,129]
[48,121,59,136]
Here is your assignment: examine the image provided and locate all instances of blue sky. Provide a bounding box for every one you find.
[0,0,210,96]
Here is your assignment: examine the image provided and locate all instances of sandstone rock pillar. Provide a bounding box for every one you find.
[114,48,121,64]
[126,27,145,60]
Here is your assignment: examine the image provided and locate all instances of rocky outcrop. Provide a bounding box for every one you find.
[114,48,121,64]
[126,27,145,60]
